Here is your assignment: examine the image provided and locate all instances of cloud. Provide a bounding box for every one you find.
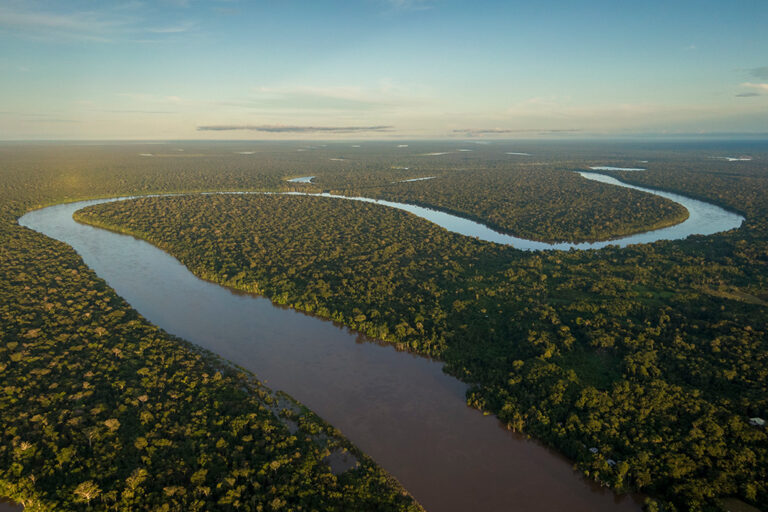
[736,92,761,98]
[0,4,196,42]
[384,0,435,11]
[117,93,186,104]
[99,110,177,114]
[253,85,389,109]
[24,118,80,123]
[196,124,394,133]
[0,60,31,73]
[249,83,426,112]
[0,6,124,41]
[453,128,581,136]
[741,82,768,92]
[749,66,768,79]
[166,0,190,6]
[0,111,80,123]
[146,21,197,34]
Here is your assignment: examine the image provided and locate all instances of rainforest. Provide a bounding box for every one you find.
[1,141,766,512]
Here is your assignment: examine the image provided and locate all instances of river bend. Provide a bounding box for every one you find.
[286,172,744,250]
[18,174,742,511]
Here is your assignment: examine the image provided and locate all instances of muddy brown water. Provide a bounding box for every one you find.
[20,198,643,512]
[0,500,22,512]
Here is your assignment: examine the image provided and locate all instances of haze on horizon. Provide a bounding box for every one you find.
[1,0,767,140]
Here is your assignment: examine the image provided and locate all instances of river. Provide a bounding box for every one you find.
[0,501,21,512]
[284,172,744,250]
[18,174,743,511]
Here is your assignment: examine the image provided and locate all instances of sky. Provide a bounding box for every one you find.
[1,0,767,140]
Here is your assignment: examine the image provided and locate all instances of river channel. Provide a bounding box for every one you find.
[17,173,743,511]
[285,172,744,250]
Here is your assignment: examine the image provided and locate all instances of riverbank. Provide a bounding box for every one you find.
[21,197,644,512]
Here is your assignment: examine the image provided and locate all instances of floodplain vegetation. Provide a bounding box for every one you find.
[1,141,767,511]
[0,144,424,512]
[332,167,689,243]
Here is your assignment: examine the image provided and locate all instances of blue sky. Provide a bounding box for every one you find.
[1,0,767,139]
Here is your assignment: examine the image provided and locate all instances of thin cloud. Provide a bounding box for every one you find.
[16,116,81,123]
[454,128,581,136]
[197,124,394,133]
[1,112,78,122]
[164,0,191,7]
[736,92,761,98]
[0,6,123,41]
[117,93,185,104]
[99,110,178,114]
[250,83,426,112]
[385,0,435,11]
[0,4,196,42]
[253,85,389,109]
[742,82,768,92]
[146,21,197,34]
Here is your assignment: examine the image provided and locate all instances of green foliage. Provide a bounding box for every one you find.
[76,149,768,511]
[337,167,688,243]
[0,143,423,511]
[2,141,768,511]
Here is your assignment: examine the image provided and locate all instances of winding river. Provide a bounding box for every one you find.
[17,174,743,512]
[290,172,743,250]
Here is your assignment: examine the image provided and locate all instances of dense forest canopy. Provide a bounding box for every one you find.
[2,140,767,511]
[0,143,431,512]
[326,167,689,243]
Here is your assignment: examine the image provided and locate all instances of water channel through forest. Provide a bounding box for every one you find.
[17,172,744,511]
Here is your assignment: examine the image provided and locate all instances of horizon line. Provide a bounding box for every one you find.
[2,134,768,144]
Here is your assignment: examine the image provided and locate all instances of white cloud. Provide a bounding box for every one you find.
[742,82,768,92]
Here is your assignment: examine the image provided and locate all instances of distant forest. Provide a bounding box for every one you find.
[322,167,688,242]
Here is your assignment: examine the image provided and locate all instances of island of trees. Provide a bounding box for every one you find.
[331,167,689,243]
